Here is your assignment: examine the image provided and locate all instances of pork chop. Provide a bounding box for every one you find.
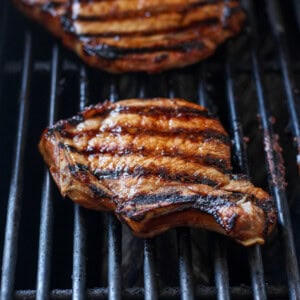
[39,98,276,246]
[14,0,245,73]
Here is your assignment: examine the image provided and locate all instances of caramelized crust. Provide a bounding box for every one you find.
[39,98,277,245]
[14,0,245,73]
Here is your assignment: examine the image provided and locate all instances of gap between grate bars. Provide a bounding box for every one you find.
[0,32,32,300]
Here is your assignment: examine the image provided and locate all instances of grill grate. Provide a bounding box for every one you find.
[1,0,300,299]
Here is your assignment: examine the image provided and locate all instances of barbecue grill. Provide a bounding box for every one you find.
[1,0,300,299]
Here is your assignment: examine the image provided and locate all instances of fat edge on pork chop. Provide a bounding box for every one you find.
[39,98,277,246]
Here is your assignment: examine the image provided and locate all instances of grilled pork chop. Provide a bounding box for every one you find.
[39,98,276,246]
[14,0,245,73]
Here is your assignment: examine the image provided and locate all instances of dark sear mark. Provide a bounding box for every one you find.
[118,193,240,232]
[122,193,235,207]
[67,163,220,188]
[91,148,231,174]
[49,126,230,145]
[59,142,231,173]
[254,198,277,238]
[68,161,271,236]
[72,18,220,38]
[68,163,89,173]
[154,53,169,63]
[84,40,205,60]
[47,103,216,126]
[45,102,230,146]
[88,184,109,198]
[111,105,215,118]
[58,142,79,153]
[93,166,219,187]
[90,104,214,118]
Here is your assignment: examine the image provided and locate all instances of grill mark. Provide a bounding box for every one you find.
[71,0,229,21]
[225,174,276,235]
[68,161,272,216]
[47,104,229,143]
[118,193,239,231]
[121,192,236,207]
[59,143,231,173]
[68,163,91,185]
[52,126,230,145]
[93,166,219,187]
[65,17,220,37]
[88,148,229,172]
[67,162,220,187]
[96,105,213,118]
[84,39,205,60]
[46,114,84,136]
[254,198,277,238]
[64,0,243,38]
[50,104,213,124]
[89,184,109,198]
[68,164,111,198]
[66,162,272,233]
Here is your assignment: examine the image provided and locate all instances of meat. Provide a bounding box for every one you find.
[39,98,276,246]
[14,0,245,73]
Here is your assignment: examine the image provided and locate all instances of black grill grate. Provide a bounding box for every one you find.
[1,0,300,299]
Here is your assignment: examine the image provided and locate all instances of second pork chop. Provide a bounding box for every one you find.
[14,0,245,73]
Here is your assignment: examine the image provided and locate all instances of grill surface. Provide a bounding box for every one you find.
[1,0,300,299]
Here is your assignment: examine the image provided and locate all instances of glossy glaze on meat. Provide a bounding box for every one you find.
[39,98,277,246]
[14,0,245,73]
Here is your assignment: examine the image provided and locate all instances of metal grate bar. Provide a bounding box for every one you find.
[109,76,118,103]
[213,239,230,300]
[197,65,207,107]
[225,54,267,300]
[107,77,122,300]
[177,229,194,300]
[292,0,300,32]
[138,77,159,300]
[0,32,32,300]
[72,65,89,300]
[265,0,300,172]
[248,7,300,300]
[13,285,289,299]
[79,65,89,109]
[36,43,60,300]
[168,75,195,300]
[224,60,249,174]
[143,239,158,300]
[247,246,266,300]
[198,65,230,300]
[0,1,8,95]
[73,204,87,300]
[255,51,300,300]
[260,2,300,299]
[107,215,122,300]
